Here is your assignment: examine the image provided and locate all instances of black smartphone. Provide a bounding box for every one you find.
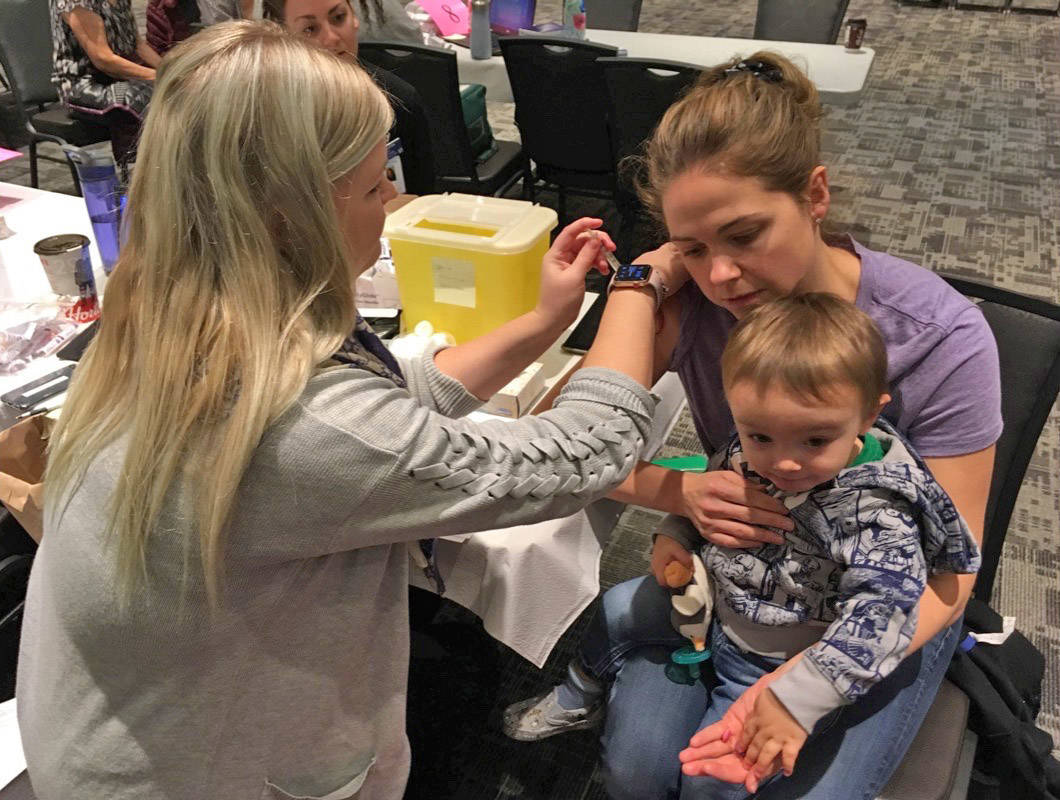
[55,319,98,362]
[561,291,608,355]
[1,364,76,412]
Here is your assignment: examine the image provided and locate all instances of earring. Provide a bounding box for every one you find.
[812,216,822,225]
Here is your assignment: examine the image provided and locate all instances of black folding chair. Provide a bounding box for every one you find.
[584,0,643,31]
[0,0,110,192]
[498,36,618,224]
[876,276,1060,800]
[753,0,851,44]
[357,42,524,197]
[598,56,700,260]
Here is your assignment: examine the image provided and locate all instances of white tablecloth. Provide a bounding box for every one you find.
[454,29,876,106]
[0,183,104,304]
[411,370,687,667]
[0,183,103,420]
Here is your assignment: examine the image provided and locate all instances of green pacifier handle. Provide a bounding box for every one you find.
[651,455,708,472]
[671,645,712,680]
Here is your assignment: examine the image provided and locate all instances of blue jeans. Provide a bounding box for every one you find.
[581,576,961,800]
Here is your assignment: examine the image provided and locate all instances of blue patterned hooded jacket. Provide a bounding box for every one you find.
[657,418,980,731]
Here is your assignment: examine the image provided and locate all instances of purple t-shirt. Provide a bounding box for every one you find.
[671,237,1003,458]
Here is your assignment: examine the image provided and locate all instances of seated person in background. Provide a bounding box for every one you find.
[50,0,161,168]
[147,0,255,55]
[505,293,982,799]
[354,0,424,43]
[197,0,255,25]
[146,0,201,55]
[264,0,436,194]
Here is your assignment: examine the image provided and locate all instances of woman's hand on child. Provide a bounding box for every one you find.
[534,217,615,329]
[736,688,807,791]
[650,534,694,587]
[680,470,793,548]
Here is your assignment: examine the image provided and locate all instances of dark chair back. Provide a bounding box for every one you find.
[585,0,643,31]
[599,57,699,166]
[0,554,32,702]
[941,275,1060,603]
[357,42,479,188]
[499,36,617,185]
[753,0,850,44]
[599,56,699,258]
[0,0,59,108]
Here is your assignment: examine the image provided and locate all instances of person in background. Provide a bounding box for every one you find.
[264,0,436,194]
[49,0,160,168]
[146,0,256,55]
[197,0,255,25]
[506,50,1001,798]
[146,0,200,55]
[17,20,673,799]
[354,0,424,43]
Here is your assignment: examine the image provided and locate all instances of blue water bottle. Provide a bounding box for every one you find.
[64,146,123,276]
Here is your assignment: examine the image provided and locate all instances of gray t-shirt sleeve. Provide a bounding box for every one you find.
[655,514,700,551]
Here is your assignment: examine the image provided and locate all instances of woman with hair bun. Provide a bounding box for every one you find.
[506,52,1001,799]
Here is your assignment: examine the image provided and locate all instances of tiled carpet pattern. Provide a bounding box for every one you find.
[1,0,1057,795]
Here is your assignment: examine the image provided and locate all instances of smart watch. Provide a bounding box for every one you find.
[607,263,671,309]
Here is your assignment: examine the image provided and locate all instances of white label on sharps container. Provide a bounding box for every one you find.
[432,258,476,308]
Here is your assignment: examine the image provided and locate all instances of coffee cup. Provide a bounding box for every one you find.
[845,18,867,51]
[33,234,92,297]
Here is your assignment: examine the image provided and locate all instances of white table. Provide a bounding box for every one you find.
[410,297,688,667]
[0,183,105,424]
[454,29,875,106]
[0,183,105,304]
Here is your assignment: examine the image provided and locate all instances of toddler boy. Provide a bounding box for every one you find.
[504,294,980,789]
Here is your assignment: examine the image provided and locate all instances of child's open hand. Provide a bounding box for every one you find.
[736,688,807,787]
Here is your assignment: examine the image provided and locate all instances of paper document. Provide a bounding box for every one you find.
[0,698,26,788]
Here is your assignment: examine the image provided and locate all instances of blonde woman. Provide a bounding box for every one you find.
[16,21,670,799]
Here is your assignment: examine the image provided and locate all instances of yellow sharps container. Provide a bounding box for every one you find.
[384,194,558,342]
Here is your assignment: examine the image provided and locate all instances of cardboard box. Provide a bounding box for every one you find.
[355,238,402,310]
[481,362,545,419]
[0,413,51,542]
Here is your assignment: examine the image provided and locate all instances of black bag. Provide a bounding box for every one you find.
[946,598,1060,800]
[0,89,29,150]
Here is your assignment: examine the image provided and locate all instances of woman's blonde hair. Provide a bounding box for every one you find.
[45,20,393,606]
[638,51,824,222]
[721,294,888,419]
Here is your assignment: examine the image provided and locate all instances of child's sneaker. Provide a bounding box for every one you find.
[502,687,604,741]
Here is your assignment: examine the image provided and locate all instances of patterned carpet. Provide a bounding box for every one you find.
[1,0,1057,795]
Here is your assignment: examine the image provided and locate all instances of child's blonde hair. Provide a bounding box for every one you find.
[721,294,888,419]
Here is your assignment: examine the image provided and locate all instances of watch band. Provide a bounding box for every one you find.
[608,267,670,309]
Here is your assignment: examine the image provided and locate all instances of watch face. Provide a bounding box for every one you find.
[616,263,652,282]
